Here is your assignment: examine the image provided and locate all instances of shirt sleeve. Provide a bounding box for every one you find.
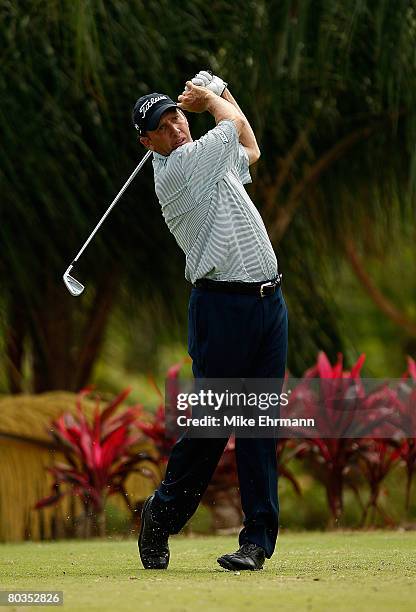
[235,144,252,185]
[180,119,240,203]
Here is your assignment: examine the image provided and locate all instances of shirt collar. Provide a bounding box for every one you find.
[153,151,167,161]
[153,146,185,162]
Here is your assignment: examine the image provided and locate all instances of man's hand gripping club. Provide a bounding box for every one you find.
[177,80,214,113]
[178,81,244,136]
[192,70,228,96]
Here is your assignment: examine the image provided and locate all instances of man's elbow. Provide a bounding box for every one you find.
[248,145,261,165]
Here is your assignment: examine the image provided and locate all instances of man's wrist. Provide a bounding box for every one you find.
[205,90,222,112]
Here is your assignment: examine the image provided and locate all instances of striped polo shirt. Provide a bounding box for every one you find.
[152,119,278,284]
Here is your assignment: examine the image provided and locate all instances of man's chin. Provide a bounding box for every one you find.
[172,139,187,151]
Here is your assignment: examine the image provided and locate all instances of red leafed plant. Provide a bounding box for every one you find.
[358,356,416,521]
[138,404,175,462]
[394,356,416,511]
[358,438,402,526]
[288,351,415,526]
[354,357,416,524]
[35,386,158,537]
[288,352,371,525]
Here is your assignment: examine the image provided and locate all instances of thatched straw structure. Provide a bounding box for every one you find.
[0,392,161,542]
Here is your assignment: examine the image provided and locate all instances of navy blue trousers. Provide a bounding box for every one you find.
[152,285,288,558]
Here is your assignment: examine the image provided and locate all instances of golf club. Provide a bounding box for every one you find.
[63,149,152,296]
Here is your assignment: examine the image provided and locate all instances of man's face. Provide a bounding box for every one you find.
[140,108,192,156]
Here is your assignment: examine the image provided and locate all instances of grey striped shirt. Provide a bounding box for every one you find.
[152,119,278,284]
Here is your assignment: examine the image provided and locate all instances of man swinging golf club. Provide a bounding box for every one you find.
[133,71,288,571]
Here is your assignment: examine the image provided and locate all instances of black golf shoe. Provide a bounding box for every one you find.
[217,542,266,571]
[138,493,170,569]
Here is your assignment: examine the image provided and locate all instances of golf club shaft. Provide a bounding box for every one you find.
[70,149,152,265]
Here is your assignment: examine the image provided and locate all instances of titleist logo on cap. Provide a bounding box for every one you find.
[139,95,168,118]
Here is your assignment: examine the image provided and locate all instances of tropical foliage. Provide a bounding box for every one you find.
[0,390,158,542]
[31,355,416,537]
[289,352,416,526]
[35,387,158,536]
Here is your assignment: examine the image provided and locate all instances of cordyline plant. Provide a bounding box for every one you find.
[287,351,399,526]
[393,356,416,511]
[35,387,158,537]
[358,438,402,526]
[352,382,406,526]
[358,356,416,523]
[288,352,416,526]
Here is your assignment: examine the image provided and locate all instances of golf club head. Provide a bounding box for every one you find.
[63,266,85,296]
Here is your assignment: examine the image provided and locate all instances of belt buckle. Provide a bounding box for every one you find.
[260,274,282,298]
[260,281,274,298]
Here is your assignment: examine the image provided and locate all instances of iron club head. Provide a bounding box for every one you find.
[63,264,85,296]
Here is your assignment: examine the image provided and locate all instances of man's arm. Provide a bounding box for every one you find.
[178,81,245,140]
[177,81,248,203]
[221,88,260,166]
[190,71,260,166]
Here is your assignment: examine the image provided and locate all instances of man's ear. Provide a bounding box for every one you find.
[140,135,154,151]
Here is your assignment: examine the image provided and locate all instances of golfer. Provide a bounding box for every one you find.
[132,71,288,571]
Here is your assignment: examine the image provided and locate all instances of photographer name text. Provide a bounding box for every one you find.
[176,414,315,428]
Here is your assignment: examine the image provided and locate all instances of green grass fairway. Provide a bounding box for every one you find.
[1,532,416,611]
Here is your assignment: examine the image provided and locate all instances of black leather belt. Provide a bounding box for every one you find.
[194,274,282,297]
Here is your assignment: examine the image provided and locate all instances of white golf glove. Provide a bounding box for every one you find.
[191,70,228,96]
